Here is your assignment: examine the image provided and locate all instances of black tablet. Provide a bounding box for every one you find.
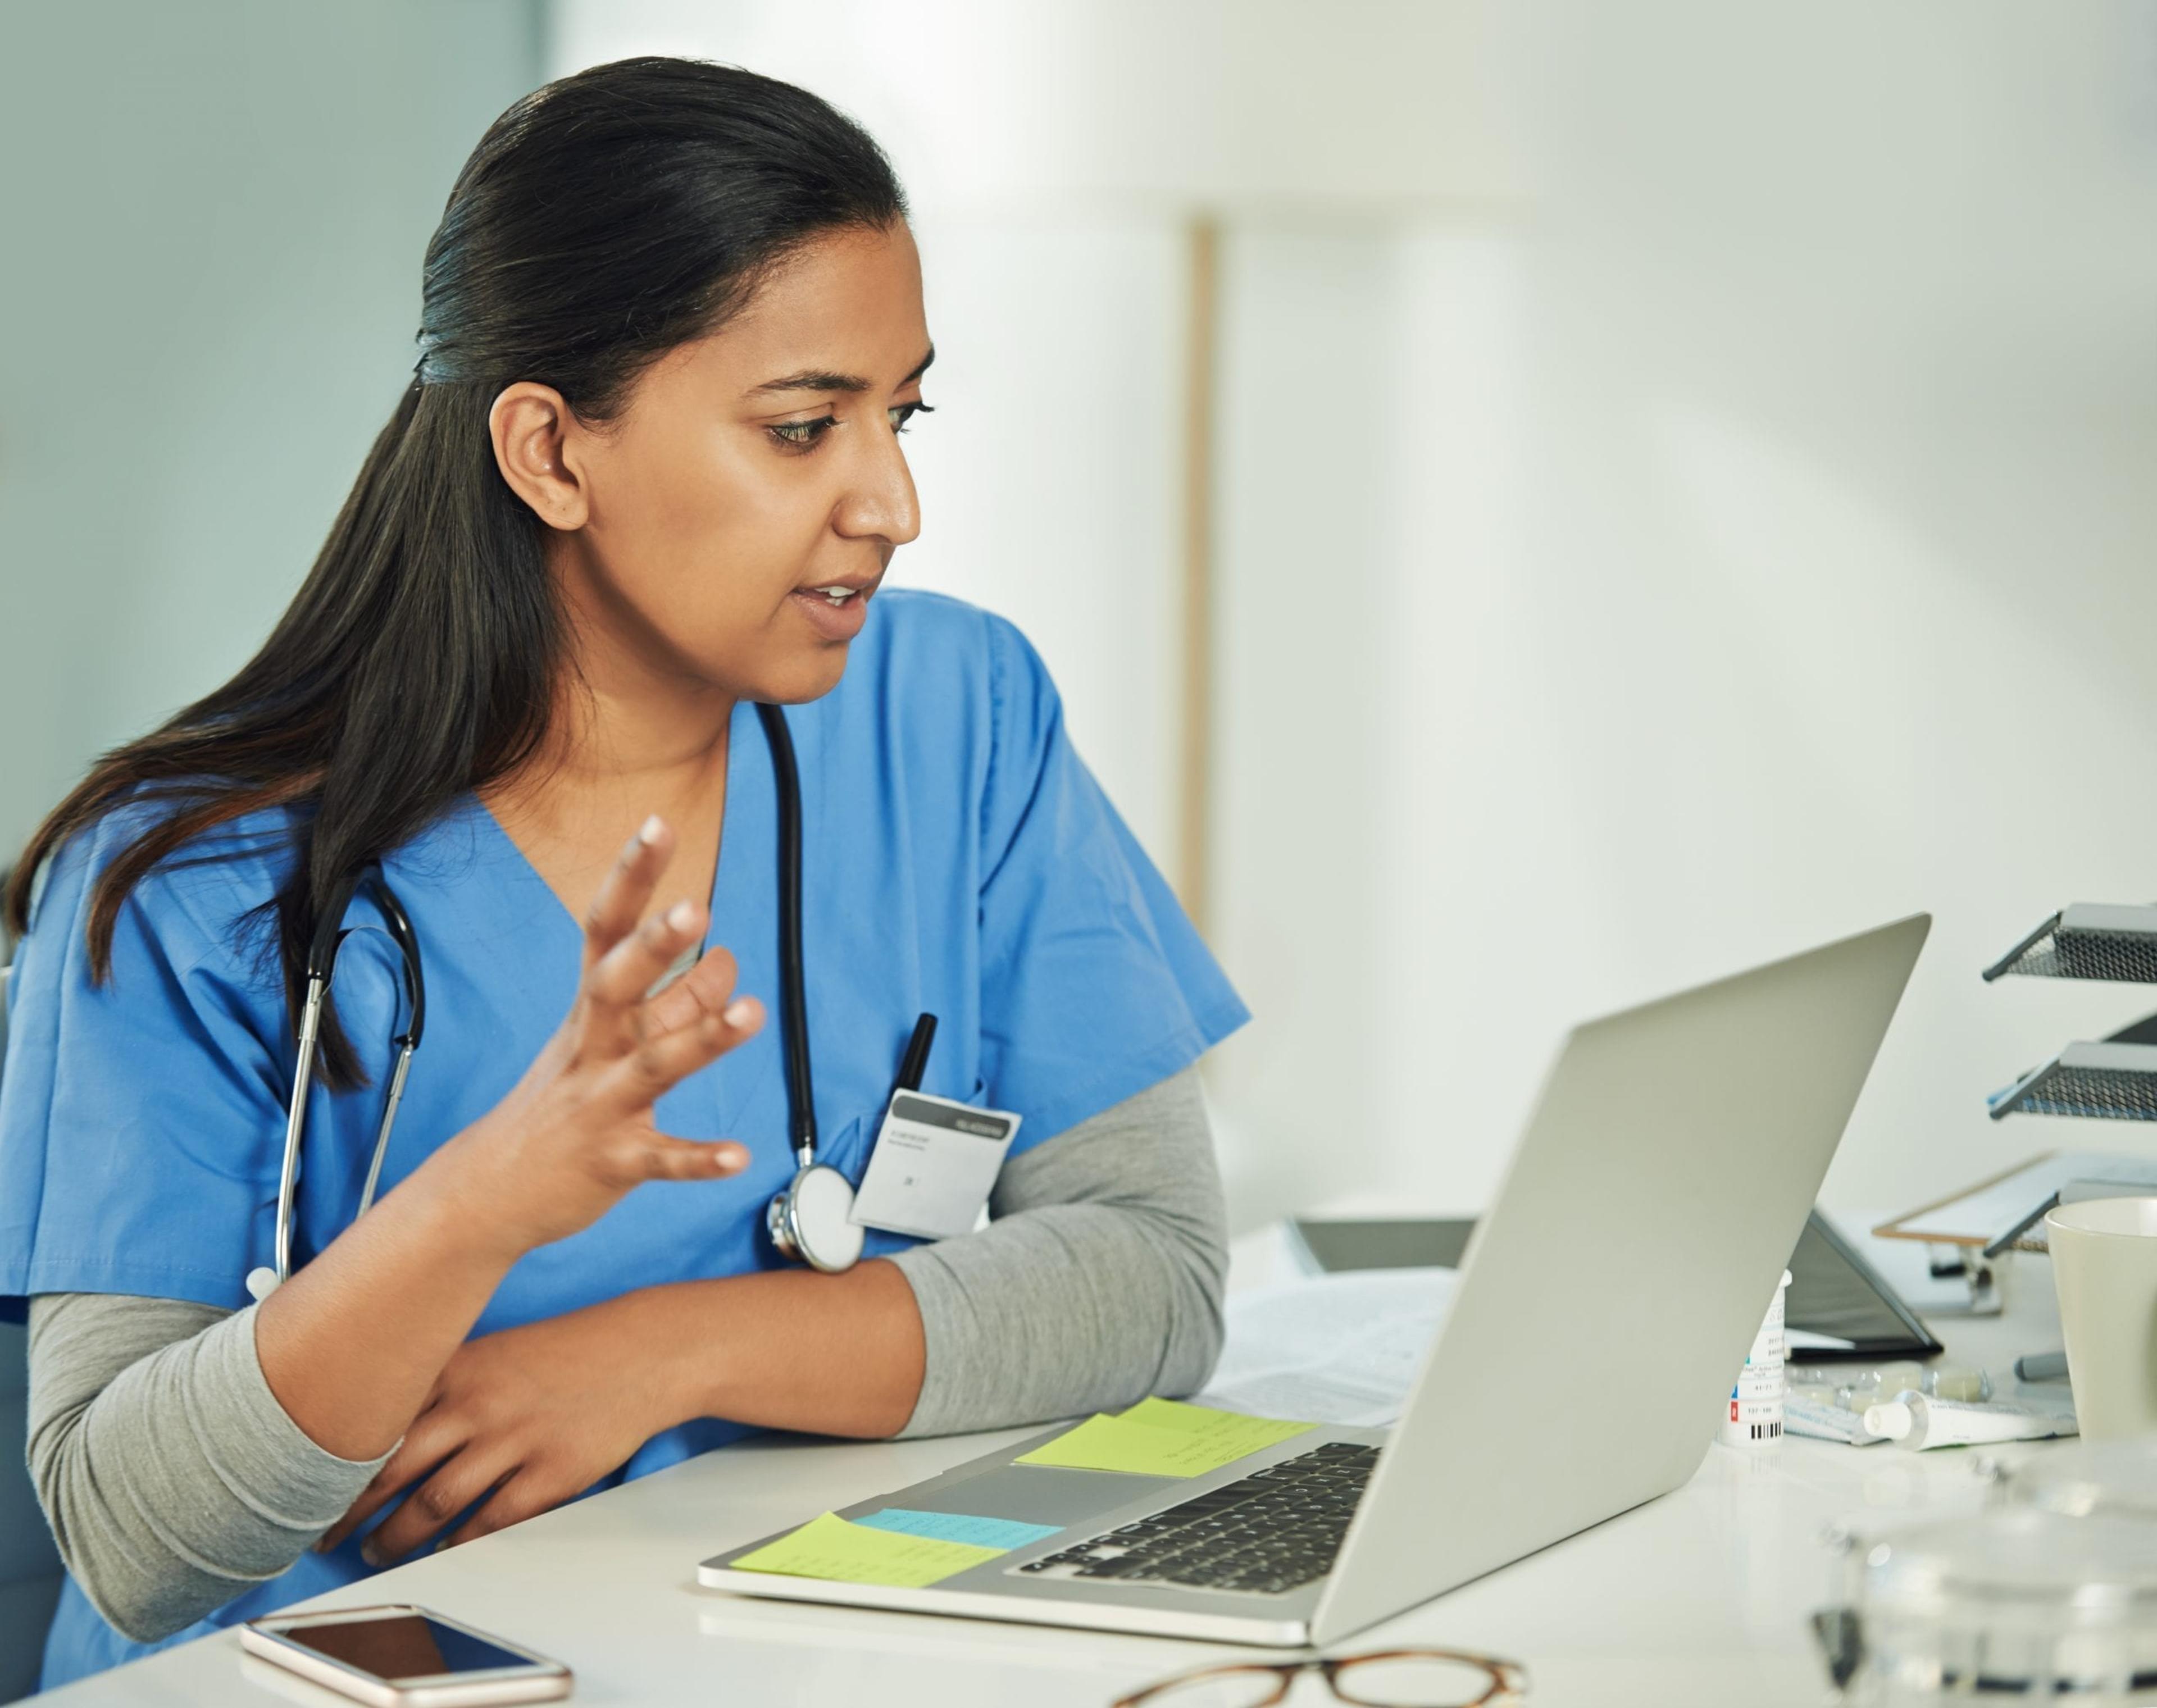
[1783,1208,1943,1361]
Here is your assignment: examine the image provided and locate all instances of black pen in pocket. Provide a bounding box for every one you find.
[890,1013,936,1101]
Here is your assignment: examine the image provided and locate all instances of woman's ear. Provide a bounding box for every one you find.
[489,382,591,531]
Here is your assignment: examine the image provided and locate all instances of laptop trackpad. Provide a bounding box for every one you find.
[858,1464,1175,1528]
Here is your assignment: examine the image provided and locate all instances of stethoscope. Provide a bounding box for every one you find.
[752,703,936,1273]
[244,703,921,1301]
[244,868,425,1302]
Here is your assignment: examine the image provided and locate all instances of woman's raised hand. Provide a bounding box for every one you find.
[441,814,761,1256]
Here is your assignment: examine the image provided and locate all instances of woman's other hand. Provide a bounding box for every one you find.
[434,814,762,1256]
[316,1298,687,1563]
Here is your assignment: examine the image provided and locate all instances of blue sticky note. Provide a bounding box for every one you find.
[854,1508,1063,1550]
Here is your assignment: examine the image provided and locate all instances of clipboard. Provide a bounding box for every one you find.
[1873,1150,2157,1256]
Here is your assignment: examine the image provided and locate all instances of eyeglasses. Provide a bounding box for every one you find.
[1111,1648,1527,1707]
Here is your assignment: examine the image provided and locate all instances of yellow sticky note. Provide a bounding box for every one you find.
[728,1511,1003,1588]
[1015,1397,1313,1478]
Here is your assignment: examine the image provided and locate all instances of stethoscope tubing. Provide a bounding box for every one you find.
[756,702,818,1172]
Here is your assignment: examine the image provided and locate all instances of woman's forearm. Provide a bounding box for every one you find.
[624,1065,1223,1444]
[890,1064,1226,1437]
[28,1293,389,1643]
[253,1142,525,1460]
[626,1258,929,1440]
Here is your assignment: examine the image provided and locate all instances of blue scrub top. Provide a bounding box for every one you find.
[0,591,1247,1687]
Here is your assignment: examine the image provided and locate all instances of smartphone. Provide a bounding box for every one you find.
[240,1605,572,1706]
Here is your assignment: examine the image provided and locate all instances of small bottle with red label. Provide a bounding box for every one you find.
[1720,1268,1790,1450]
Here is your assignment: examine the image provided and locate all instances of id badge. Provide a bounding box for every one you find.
[848,1091,1021,1241]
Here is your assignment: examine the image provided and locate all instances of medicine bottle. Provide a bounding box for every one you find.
[1719,1268,1789,1449]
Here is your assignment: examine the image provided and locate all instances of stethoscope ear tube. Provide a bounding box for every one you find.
[252,973,329,1301]
[357,1044,416,1217]
[256,865,425,1302]
[375,887,425,1049]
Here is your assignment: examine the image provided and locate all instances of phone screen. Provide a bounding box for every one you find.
[281,1614,534,1680]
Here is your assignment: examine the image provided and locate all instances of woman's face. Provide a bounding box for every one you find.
[512,220,932,708]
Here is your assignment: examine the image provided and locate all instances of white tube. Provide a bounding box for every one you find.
[1862,1393,2077,1451]
[1784,1396,1889,1447]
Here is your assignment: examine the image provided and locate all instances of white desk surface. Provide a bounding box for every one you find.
[38,1234,2077,1708]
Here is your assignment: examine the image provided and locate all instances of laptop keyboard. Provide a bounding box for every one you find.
[1011,1441,1379,1596]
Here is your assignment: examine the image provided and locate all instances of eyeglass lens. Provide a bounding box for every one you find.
[1131,1651,1514,1708]
[1331,1651,1514,1706]
[1130,1666,1293,1708]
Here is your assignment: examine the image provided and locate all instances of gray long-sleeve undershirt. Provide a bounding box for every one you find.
[25,1065,1226,1644]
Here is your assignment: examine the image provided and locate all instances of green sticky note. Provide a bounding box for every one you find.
[1015,1397,1313,1478]
[728,1511,1004,1588]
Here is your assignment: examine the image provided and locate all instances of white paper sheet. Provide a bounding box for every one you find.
[1196,1268,1457,1427]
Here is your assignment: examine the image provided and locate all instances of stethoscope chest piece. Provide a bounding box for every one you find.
[766,1164,866,1274]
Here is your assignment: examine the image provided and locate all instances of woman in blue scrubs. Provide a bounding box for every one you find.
[0,59,1243,1686]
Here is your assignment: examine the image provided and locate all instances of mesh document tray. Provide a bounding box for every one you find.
[1990,1041,2157,1122]
[1985,905,2157,984]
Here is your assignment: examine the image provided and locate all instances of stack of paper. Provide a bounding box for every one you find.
[1199,1267,1457,1426]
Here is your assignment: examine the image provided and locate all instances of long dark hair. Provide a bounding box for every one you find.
[4,57,906,1085]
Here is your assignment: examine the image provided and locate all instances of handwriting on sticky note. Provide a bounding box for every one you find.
[854,1509,1063,1550]
[1014,1397,1313,1478]
[728,1511,1003,1588]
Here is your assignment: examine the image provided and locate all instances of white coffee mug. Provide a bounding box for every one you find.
[2047,1196,2157,1440]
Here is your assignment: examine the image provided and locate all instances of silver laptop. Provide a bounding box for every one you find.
[700,914,1929,1647]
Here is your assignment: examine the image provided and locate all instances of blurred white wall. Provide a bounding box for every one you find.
[1465,3,2157,1224]
[0,0,543,863]
[552,1,2157,1232]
